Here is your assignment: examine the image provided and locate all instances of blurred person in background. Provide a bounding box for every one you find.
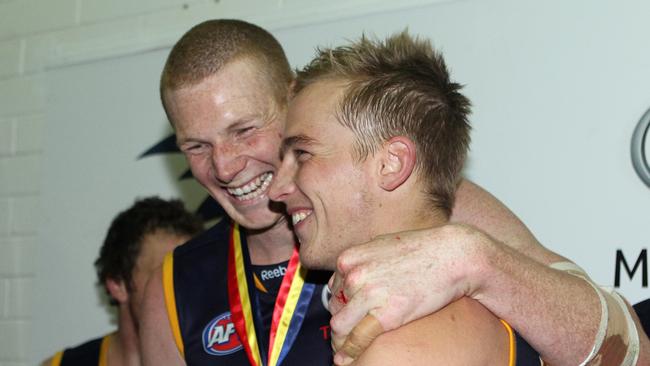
[42,196,203,366]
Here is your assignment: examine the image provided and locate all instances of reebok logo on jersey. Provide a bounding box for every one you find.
[260,264,287,281]
[202,312,243,356]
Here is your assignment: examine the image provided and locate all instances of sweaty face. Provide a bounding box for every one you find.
[129,229,189,328]
[270,80,376,270]
[163,59,286,230]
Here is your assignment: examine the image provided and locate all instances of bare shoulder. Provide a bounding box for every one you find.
[140,264,186,366]
[355,297,509,366]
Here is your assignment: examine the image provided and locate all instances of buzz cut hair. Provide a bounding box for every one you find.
[295,31,472,216]
[160,19,294,106]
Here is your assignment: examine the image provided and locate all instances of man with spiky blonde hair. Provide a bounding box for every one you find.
[270,31,543,365]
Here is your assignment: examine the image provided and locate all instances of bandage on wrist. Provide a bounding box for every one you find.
[549,261,640,366]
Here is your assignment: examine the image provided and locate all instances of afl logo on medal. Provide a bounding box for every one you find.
[631,108,650,188]
[202,312,243,356]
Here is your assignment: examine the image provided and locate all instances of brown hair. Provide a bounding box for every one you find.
[95,196,203,304]
[295,31,471,216]
[161,19,293,105]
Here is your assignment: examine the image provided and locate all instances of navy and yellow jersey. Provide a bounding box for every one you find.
[48,334,110,366]
[501,321,543,366]
[163,219,333,366]
[634,298,650,336]
[163,219,540,365]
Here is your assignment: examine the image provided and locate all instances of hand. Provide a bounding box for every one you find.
[328,224,493,365]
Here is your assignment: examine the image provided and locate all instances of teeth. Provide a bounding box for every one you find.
[226,173,273,201]
[292,211,310,225]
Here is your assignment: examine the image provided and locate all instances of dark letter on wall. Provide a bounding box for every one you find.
[615,249,648,287]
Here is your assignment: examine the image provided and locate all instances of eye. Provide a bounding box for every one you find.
[235,126,255,137]
[293,149,312,163]
[181,143,207,155]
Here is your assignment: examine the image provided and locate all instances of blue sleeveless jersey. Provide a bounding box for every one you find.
[164,219,541,365]
[164,219,333,366]
[49,335,109,366]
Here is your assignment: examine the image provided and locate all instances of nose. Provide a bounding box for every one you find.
[212,145,246,183]
[269,157,297,203]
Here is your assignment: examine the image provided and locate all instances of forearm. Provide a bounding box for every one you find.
[471,240,650,365]
[470,240,600,365]
[452,179,565,265]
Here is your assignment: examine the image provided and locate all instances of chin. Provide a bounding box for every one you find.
[298,249,334,271]
[240,215,282,230]
[225,206,283,230]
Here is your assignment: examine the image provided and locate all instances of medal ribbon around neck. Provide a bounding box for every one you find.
[228,222,315,366]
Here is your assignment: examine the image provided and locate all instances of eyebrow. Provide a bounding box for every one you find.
[280,134,318,157]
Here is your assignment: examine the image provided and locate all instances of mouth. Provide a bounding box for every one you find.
[291,210,312,226]
[226,172,273,201]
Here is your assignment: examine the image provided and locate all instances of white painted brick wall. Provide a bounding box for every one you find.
[14,114,44,154]
[0,156,42,195]
[0,77,46,117]
[5,278,33,319]
[0,119,13,156]
[0,239,36,277]
[0,40,21,79]
[0,0,78,41]
[0,199,9,237]
[79,0,206,24]
[0,0,443,363]
[0,321,29,361]
[10,196,41,236]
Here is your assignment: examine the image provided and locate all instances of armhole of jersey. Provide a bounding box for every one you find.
[163,252,185,358]
[98,334,111,366]
[499,319,516,366]
[50,351,64,366]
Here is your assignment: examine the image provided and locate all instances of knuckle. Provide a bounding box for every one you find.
[345,268,365,289]
[330,315,345,334]
[336,253,352,273]
[365,285,380,299]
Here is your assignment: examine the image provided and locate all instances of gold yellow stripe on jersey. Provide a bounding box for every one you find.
[98,335,110,366]
[49,350,64,366]
[500,319,515,366]
[163,252,185,357]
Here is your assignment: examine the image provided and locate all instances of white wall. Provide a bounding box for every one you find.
[0,0,648,364]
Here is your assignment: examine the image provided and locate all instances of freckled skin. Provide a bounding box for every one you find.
[164,59,287,231]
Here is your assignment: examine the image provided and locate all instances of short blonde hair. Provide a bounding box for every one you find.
[296,31,471,216]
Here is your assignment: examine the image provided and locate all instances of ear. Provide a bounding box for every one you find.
[288,79,297,100]
[105,278,129,304]
[378,136,416,191]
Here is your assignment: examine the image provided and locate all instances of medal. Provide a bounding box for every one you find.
[228,222,315,366]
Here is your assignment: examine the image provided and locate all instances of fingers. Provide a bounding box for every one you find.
[335,314,385,365]
[328,273,346,315]
[329,266,369,316]
[330,291,383,358]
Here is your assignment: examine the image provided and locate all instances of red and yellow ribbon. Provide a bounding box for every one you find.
[227,222,314,366]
